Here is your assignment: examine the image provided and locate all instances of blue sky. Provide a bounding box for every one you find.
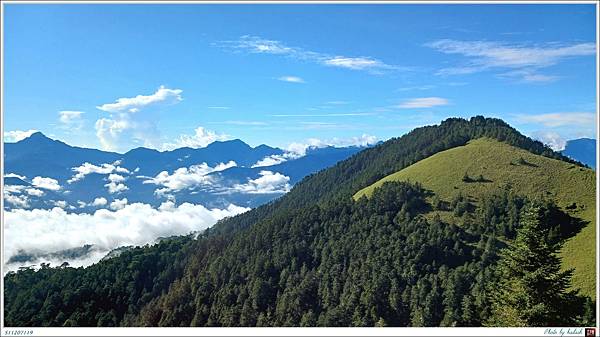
[3,4,597,153]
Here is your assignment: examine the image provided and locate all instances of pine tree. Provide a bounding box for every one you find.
[487,203,581,326]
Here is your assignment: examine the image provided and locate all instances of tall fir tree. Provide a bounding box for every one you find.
[487,203,581,326]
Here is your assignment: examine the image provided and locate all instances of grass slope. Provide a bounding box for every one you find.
[354,138,596,299]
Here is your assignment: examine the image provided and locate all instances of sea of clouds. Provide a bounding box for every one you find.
[4,201,249,273]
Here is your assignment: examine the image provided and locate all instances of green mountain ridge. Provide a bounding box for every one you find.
[4,116,596,327]
[354,137,596,299]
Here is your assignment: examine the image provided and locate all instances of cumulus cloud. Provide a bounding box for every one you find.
[68,161,129,183]
[396,97,450,109]
[95,86,183,151]
[91,197,108,207]
[109,198,128,210]
[3,192,30,208]
[4,130,39,142]
[52,200,68,209]
[32,176,61,191]
[25,188,44,197]
[4,202,249,270]
[230,171,291,194]
[161,127,230,150]
[426,39,595,81]
[277,76,305,83]
[95,118,131,151]
[217,35,402,74]
[105,182,129,194]
[143,161,237,196]
[104,174,129,194]
[532,131,566,151]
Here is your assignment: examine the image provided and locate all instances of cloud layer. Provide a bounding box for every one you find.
[4,202,250,271]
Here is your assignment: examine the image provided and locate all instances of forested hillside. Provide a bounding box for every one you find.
[4,117,595,327]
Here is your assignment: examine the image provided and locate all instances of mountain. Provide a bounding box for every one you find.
[3,133,366,210]
[562,138,596,169]
[4,117,595,327]
[354,137,595,298]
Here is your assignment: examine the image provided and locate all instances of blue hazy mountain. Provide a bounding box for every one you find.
[561,138,596,169]
[3,133,368,211]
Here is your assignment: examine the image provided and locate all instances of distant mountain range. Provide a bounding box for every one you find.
[3,132,369,211]
[561,138,596,169]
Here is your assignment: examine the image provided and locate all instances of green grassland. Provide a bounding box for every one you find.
[354,137,596,299]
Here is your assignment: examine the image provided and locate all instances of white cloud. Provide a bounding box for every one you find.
[91,197,108,207]
[4,185,26,194]
[95,118,131,151]
[95,86,182,151]
[105,182,129,194]
[104,173,129,193]
[3,130,39,142]
[277,76,306,83]
[143,161,237,195]
[107,173,126,183]
[109,198,128,210]
[323,56,394,72]
[68,161,129,184]
[59,110,85,125]
[4,193,30,208]
[532,131,567,151]
[52,200,68,209]
[25,188,44,197]
[231,171,291,194]
[397,97,450,109]
[515,112,596,127]
[162,127,230,150]
[252,134,378,167]
[4,202,249,270]
[32,176,61,191]
[251,153,300,168]
[218,35,401,74]
[207,106,231,110]
[426,39,595,81]
[4,173,26,180]
[97,86,183,113]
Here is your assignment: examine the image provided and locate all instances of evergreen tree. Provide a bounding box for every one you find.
[487,203,581,326]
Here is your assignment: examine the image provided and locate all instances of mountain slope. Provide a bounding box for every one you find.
[562,138,596,169]
[354,138,596,298]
